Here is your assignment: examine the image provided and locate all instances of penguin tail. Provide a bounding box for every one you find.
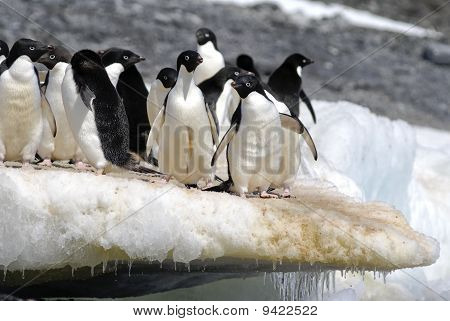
[123,152,162,175]
[204,180,233,193]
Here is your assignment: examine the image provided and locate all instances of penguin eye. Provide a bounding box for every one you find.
[205,33,209,37]
[234,72,239,76]
[29,46,35,51]
[245,82,251,87]
[49,55,55,59]
[303,59,306,63]
[185,55,190,61]
[123,55,129,60]
[163,76,167,80]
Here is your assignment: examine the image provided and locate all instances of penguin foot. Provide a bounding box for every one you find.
[0,161,4,167]
[185,184,198,189]
[75,161,89,171]
[95,168,105,176]
[281,188,292,198]
[164,175,172,183]
[40,159,52,167]
[21,162,34,170]
[260,191,279,199]
[239,193,247,198]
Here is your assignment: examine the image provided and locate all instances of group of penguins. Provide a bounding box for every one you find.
[0,28,318,198]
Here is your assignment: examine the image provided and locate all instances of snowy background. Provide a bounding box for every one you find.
[0,0,449,300]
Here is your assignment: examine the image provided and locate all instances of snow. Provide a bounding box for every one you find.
[207,0,441,38]
[0,164,438,274]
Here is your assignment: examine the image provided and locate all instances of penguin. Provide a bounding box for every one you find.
[236,54,261,79]
[194,28,225,85]
[147,68,177,128]
[37,46,87,166]
[209,73,283,197]
[197,66,241,138]
[263,87,318,197]
[146,50,218,187]
[61,49,154,174]
[0,38,53,165]
[209,74,317,197]
[0,40,8,63]
[268,53,316,123]
[100,48,148,155]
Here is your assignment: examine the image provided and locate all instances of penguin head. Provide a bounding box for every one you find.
[156,67,177,89]
[231,73,262,99]
[0,40,9,57]
[177,50,203,73]
[225,66,241,82]
[38,46,71,69]
[196,28,218,49]
[8,38,54,62]
[101,47,145,69]
[71,50,103,72]
[285,53,314,68]
[236,54,255,71]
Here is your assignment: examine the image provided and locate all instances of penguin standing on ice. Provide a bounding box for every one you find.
[0,38,53,165]
[37,46,87,165]
[147,68,177,127]
[61,50,153,174]
[236,54,261,79]
[0,40,8,63]
[268,53,316,123]
[100,48,148,155]
[146,50,218,187]
[194,28,225,85]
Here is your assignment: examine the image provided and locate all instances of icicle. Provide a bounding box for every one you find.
[187,263,191,273]
[3,267,7,282]
[272,261,276,271]
[174,261,177,271]
[128,260,133,277]
[21,267,25,280]
[382,271,387,284]
[102,261,107,274]
[72,267,75,278]
[114,260,118,276]
[90,265,95,277]
[255,259,259,267]
[160,261,163,269]
[263,272,267,285]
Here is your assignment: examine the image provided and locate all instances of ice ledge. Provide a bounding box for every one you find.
[0,166,439,273]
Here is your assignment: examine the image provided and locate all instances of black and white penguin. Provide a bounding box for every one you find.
[101,48,148,155]
[210,74,283,198]
[0,40,8,63]
[198,66,241,138]
[61,49,153,174]
[146,50,218,187]
[268,53,316,123]
[147,68,177,128]
[194,28,225,84]
[236,54,261,79]
[0,38,53,165]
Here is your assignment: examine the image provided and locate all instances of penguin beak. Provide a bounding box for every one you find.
[47,45,55,50]
[231,81,237,89]
[139,56,146,61]
[197,56,203,65]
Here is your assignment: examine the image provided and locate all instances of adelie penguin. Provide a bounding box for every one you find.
[236,54,261,79]
[61,49,154,174]
[101,48,148,155]
[268,53,316,123]
[146,50,218,187]
[0,38,54,166]
[37,46,88,166]
[198,65,241,139]
[146,67,177,165]
[194,28,225,85]
[0,40,8,63]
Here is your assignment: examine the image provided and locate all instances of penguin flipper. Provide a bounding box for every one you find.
[205,103,219,147]
[41,90,57,137]
[299,89,316,123]
[211,122,237,167]
[79,85,96,111]
[280,113,318,161]
[146,107,165,160]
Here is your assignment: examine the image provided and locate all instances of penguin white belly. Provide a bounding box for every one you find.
[216,79,240,138]
[159,88,214,184]
[62,67,107,169]
[194,42,225,84]
[272,128,301,189]
[105,63,124,87]
[146,80,166,127]
[229,93,281,194]
[0,58,43,162]
[46,64,81,160]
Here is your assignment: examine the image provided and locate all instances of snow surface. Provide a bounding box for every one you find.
[208,0,441,38]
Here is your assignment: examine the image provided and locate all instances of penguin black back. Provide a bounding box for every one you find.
[236,54,260,79]
[267,53,314,118]
[71,49,131,166]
